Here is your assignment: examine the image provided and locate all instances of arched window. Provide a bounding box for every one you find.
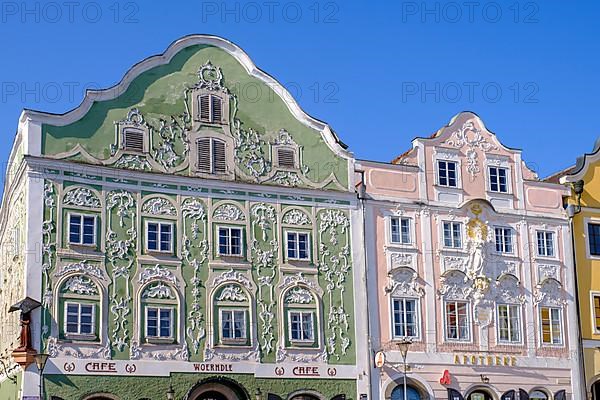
[283,286,318,347]
[529,390,549,399]
[59,275,100,341]
[140,281,178,344]
[467,391,494,400]
[214,284,250,346]
[391,385,422,400]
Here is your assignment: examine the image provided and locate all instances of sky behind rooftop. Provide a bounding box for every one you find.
[0,0,598,181]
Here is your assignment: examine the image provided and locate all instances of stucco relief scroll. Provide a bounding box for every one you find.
[443,120,498,177]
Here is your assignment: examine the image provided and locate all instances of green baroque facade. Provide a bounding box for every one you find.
[0,35,367,400]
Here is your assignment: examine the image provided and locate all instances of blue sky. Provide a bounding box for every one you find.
[0,0,598,180]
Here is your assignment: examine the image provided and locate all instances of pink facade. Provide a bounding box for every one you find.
[358,112,582,399]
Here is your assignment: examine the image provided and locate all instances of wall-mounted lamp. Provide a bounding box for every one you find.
[572,180,585,213]
[480,374,490,384]
[255,388,262,400]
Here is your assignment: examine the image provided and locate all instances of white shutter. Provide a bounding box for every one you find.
[197,138,211,172]
[211,96,222,122]
[123,129,144,152]
[199,95,210,121]
[212,139,226,173]
[277,148,296,168]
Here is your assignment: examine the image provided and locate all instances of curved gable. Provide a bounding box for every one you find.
[22,35,352,191]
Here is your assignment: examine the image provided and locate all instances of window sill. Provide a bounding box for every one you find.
[218,340,250,347]
[434,184,462,191]
[68,243,98,250]
[64,333,97,342]
[289,340,316,347]
[145,338,176,345]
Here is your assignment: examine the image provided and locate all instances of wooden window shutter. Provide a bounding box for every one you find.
[199,95,210,121]
[197,138,211,172]
[123,129,144,152]
[277,148,296,168]
[211,96,223,122]
[212,139,227,173]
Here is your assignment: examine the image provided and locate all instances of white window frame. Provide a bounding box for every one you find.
[145,220,174,253]
[64,302,96,336]
[536,230,556,258]
[217,226,244,257]
[219,308,248,343]
[496,303,522,344]
[390,217,412,245]
[288,310,315,344]
[391,297,419,339]
[488,166,509,194]
[286,230,310,261]
[539,306,563,346]
[444,300,471,342]
[442,221,463,249]
[494,226,514,254]
[67,213,97,246]
[437,159,459,188]
[145,306,174,339]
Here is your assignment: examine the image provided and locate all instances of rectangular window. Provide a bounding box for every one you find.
[589,223,600,256]
[68,214,96,245]
[199,94,223,123]
[391,217,411,244]
[147,222,173,252]
[536,231,555,257]
[218,227,243,256]
[287,232,310,260]
[197,138,227,174]
[445,301,469,341]
[497,304,521,343]
[494,227,513,253]
[438,160,458,187]
[146,307,172,338]
[65,303,95,335]
[289,311,314,342]
[221,310,247,341]
[443,222,462,248]
[540,306,562,345]
[123,128,145,152]
[594,295,600,332]
[392,298,418,338]
[489,166,508,193]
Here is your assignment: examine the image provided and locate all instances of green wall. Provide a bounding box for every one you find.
[44,373,356,400]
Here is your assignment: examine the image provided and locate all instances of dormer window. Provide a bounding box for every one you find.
[276,147,297,169]
[197,138,227,174]
[199,94,224,124]
[122,128,145,152]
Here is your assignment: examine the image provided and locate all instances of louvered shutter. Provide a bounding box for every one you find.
[199,95,210,121]
[197,138,211,172]
[211,96,222,122]
[123,129,144,152]
[212,139,226,173]
[277,148,296,168]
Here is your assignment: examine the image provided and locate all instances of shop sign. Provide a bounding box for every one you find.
[453,354,517,366]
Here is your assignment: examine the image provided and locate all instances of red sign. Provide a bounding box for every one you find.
[440,369,451,385]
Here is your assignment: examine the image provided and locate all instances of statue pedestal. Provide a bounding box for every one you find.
[11,347,37,369]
